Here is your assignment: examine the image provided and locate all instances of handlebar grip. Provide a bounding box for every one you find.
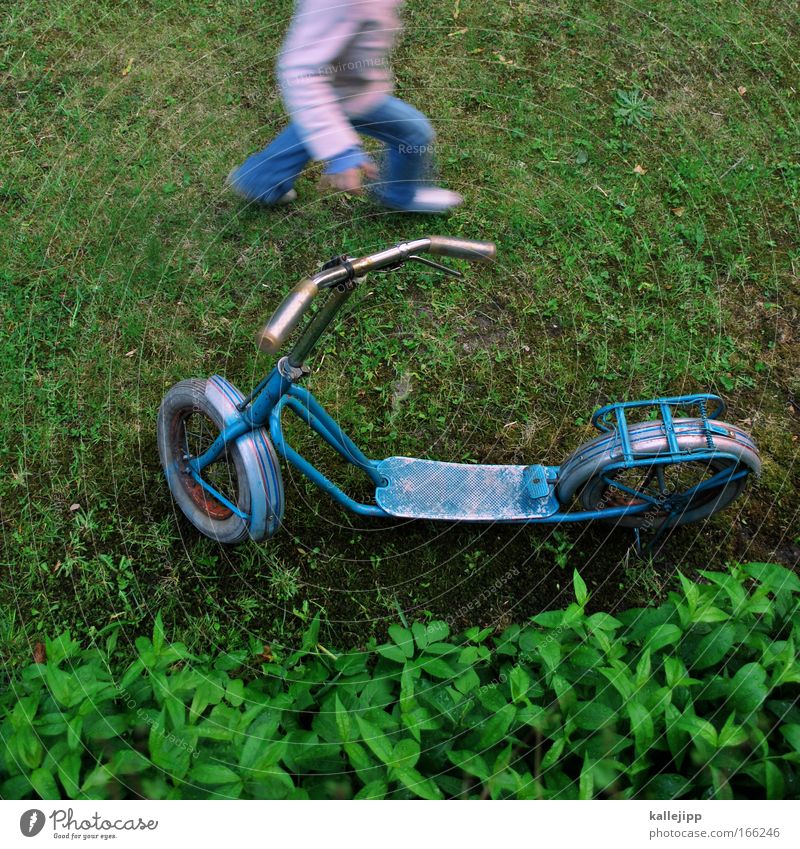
[256,279,318,353]
[427,236,496,262]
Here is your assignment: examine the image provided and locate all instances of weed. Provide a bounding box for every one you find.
[613,89,655,129]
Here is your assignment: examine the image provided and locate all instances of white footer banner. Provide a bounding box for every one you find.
[1,800,796,848]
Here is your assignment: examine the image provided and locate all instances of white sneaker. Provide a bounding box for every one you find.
[273,188,297,205]
[390,187,464,214]
[225,169,297,206]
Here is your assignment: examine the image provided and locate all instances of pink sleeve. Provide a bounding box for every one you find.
[277,1,363,162]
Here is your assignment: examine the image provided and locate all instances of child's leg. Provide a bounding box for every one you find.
[229,124,311,205]
[351,96,435,207]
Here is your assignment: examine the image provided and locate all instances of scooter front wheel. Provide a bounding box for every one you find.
[556,418,760,528]
[157,377,283,543]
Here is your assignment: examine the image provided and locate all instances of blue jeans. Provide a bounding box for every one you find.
[230,96,434,207]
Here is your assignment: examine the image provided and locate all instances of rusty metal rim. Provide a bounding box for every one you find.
[600,459,735,516]
[169,409,235,521]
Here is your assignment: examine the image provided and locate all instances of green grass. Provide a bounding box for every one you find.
[1,0,798,665]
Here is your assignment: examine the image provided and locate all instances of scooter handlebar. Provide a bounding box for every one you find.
[256,278,319,353]
[257,236,497,353]
[427,236,497,262]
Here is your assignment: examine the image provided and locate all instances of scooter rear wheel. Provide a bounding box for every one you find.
[556,418,760,528]
[157,378,283,543]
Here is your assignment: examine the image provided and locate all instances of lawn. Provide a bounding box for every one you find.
[1,0,798,665]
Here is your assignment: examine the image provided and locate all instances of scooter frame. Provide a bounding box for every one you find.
[160,236,761,546]
[189,370,751,520]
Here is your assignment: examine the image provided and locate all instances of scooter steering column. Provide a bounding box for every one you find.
[287,279,356,368]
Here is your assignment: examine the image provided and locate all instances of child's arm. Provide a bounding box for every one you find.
[277,0,373,169]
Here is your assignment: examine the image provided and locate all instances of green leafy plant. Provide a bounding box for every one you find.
[613,89,655,129]
[1,563,798,800]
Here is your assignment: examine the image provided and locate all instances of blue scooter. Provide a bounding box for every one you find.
[157,236,760,546]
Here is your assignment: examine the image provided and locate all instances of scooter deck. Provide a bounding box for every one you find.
[375,457,560,521]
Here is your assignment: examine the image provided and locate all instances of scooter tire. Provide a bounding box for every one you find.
[157,377,283,543]
[555,417,760,528]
